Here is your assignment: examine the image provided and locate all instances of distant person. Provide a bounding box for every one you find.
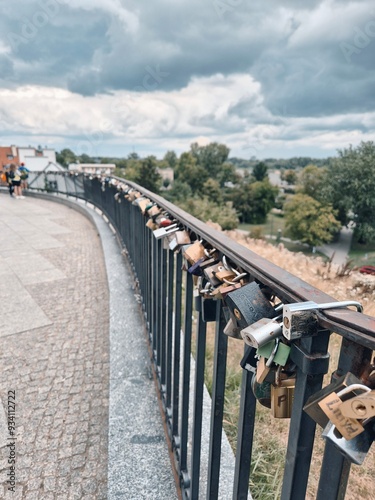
[4,165,14,197]
[19,162,29,191]
[8,163,24,199]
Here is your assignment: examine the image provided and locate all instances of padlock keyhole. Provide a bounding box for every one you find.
[353,402,367,416]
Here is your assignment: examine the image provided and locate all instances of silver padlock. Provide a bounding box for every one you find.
[283,300,363,340]
[322,418,375,465]
[241,316,283,349]
[153,224,179,239]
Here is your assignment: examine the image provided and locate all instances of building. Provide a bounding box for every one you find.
[0,146,19,170]
[68,163,116,175]
[0,145,60,172]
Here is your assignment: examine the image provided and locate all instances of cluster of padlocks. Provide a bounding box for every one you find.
[103,177,375,466]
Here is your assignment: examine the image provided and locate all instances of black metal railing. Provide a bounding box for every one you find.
[28,171,375,500]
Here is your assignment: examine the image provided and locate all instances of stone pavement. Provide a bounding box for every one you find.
[0,193,177,499]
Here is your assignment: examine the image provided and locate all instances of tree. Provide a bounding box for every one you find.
[178,197,239,230]
[325,141,375,243]
[163,150,178,169]
[284,194,341,247]
[128,156,162,194]
[252,162,268,181]
[280,169,298,185]
[297,164,327,201]
[190,142,230,178]
[229,179,278,224]
[56,148,77,167]
[174,152,208,195]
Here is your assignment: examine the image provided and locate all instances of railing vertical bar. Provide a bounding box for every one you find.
[151,235,158,353]
[232,362,256,500]
[166,250,175,409]
[281,331,331,500]
[207,302,228,500]
[155,238,162,368]
[172,252,183,438]
[160,245,168,387]
[190,311,207,500]
[180,271,194,474]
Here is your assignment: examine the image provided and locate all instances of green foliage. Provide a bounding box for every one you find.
[280,169,297,185]
[178,197,239,230]
[284,194,341,246]
[174,152,208,194]
[126,156,162,194]
[190,142,230,178]
[252,162,268,181]
[230,179,278,224]
[202,178,222,203]
[164,180,193,202]
[163,150,177,168]
[297,164,328,201]
[325,141,375,243]
[56,148,77,167]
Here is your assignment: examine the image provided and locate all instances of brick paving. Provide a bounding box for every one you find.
[0,196,110,499]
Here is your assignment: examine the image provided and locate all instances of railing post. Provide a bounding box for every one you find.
[207,302,228,499]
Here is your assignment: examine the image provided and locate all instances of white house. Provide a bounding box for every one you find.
[18,147,59,171]
[68,163,116,175]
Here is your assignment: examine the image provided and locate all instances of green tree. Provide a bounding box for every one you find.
[202,178,222,204]
[174,152,208,195]
[325,141,375,243]
[163,150,178,168]
[179,197,239,230]
[56,148,77,167]
[230,179,278,224]
[128,156,162,194]
[280,169,298,185]
[190,142,230,178]
[252,162,268,181]
[284,194,341,247]
[297,164,327,201]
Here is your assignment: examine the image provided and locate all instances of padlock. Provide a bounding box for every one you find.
[133,197,151,213]
[241,316,283,349]
[146,218,158,230]
[257,339,291,368]
[318,384,370,440]
[282,300,363,340]
[256,339,280,384]
[339,390,375,419]
[203,261,226,287]
[168,230,191,251]
[271,376,295,418]
[201,297,217,322]
[303,373,366,428]
[322,418,375,465]
[153,224,179,239]
[224,282,278,330]
[182,240,207,265]
[251,374,271,409]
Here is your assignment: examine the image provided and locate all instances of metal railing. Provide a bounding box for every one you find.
[28,171,375,500]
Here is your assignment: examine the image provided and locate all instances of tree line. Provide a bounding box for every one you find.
[56,141,375,246]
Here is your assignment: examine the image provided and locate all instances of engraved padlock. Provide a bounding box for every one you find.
[283,300,363,340]
[153,223,179,239]
[318,384,370,440]
[224,282,278,330]
[303,372,366,428]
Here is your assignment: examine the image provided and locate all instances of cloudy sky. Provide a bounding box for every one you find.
[0,0,374,159]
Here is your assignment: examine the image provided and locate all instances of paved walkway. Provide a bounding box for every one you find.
[0,193,177,499]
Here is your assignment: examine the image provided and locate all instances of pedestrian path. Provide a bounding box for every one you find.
[0,192,177,499]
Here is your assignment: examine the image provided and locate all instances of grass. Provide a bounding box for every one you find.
[348,240,375,266]
[239,213,286,237]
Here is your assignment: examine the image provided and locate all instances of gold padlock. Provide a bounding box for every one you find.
[271,377,295,418]
[182,240,206,265]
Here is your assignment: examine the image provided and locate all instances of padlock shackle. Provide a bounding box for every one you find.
[337,384,371,398]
